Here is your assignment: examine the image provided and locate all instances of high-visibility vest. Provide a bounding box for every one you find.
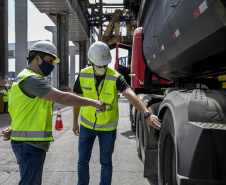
[79,66,121,131]
[9,68,53,141]
[2,89,8,102]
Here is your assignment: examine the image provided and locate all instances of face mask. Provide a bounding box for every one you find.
[39,59,54,76]
[94,65,108,76]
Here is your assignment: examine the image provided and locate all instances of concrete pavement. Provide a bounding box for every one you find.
[0,98,158,185]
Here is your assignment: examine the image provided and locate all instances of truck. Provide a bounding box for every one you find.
[115,0,226,184]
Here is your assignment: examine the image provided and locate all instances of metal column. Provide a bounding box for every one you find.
[69,46,76,89]
[0,0,8,82]
[79,41,87,70]
[98,0,103,41]
[45,26,58,88]
[15,0,27,76]
[57,13,70,91]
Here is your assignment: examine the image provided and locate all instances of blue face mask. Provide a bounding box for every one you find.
[39,59,54,76]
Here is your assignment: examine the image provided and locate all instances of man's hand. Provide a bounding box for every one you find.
[72,124,79,136]
[93,100,114,112]
[146,114,161,132]
[2,127,11,141]
[122,88,161,131]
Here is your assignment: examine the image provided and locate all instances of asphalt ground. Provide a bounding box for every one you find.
[0,97,158,185]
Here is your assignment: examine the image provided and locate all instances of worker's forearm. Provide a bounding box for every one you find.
[123,89,148,116]
[60,92,95,107]
[73,94,82,125]
[43,88,96,107]
[73,106,81,125]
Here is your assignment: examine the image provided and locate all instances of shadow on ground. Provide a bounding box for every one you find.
[120,130,136,140]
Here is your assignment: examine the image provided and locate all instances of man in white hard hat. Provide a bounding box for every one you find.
[0,83,10,113]
[2,40,113,185]
[73,41,161,185]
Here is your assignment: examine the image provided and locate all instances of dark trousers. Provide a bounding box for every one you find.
[11,141,46,185]
[77,125,117,185]
[3,102,8,112]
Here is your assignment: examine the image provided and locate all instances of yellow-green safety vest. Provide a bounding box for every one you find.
[9,68,53,141]
[79,66,121,131]
[2,89,8,102]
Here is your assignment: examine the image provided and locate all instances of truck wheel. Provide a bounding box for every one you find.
[136,111,141,157]
[142,102,162,177]
[129,103,133,122]
[136,94,147,157]
[158,109,177,185]
[140,95,155,162]
[144,102,162,149]
[131,105,136,132]
[139,115,145,162]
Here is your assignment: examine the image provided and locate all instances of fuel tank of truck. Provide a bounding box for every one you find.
[141,0,226,81]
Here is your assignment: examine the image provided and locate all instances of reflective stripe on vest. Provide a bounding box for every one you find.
[81,116,118,128]
[11,130,52,138]
[79,66,121,131]
[80,73,118,81]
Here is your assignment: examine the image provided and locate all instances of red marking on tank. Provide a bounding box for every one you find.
[193,8,201,19]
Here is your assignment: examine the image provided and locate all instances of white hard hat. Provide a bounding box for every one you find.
[29,41,60,63]
[88,41,112,66]
[5,84,9,87]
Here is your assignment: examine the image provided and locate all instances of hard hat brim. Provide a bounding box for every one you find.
[48,51,60,63]
[54,58,60,63]
[52,55,60,63]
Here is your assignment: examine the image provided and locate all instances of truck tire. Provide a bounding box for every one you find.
[129,103,132,121]
[140,94,154,162]
[141,97,162,163]
[139,115,145,162]
[142,102,162,178]
[135,94,147,158]
[136,111,142,157]
[131,105,136,132]
[158,109,177,185]
[144,102,162,149]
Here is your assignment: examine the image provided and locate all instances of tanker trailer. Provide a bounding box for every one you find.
[127,0,226,184]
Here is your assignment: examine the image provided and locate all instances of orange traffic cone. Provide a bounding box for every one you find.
[53,107,66,130]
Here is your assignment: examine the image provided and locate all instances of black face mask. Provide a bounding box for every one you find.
[39,59,54,76]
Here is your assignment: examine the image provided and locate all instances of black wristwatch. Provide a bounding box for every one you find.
[144,112,152,119]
